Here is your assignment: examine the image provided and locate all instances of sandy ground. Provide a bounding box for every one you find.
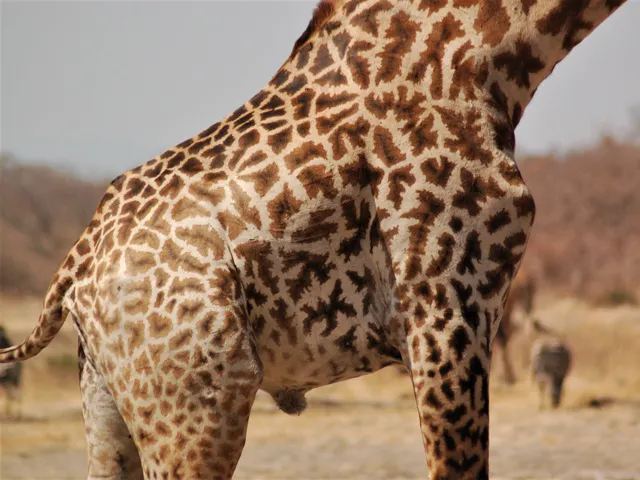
[1,295,640,480]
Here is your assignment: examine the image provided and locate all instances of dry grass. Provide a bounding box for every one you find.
[0,158,105,296]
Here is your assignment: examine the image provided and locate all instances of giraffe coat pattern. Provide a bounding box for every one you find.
[0,0,628,478]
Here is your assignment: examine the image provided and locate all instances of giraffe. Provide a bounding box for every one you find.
[0,0,628,478]
[494,268,536,383]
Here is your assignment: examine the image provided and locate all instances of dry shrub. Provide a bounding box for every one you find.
[0,158,106,295]
[595,288,637,307]
[519,139,640,300]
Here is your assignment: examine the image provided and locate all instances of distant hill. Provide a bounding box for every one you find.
[0,158,106,295]
[519,139,640,301]
[1,141,639,300]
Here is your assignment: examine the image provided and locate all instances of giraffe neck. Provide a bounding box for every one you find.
[479,0,627,127]
[282,0,627,145]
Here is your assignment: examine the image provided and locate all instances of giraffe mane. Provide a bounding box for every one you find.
[290,0,340,58]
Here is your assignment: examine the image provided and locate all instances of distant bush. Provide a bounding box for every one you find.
[0,160,106,295]
[47,353,76,370]
[519,141,640,299]
[596,288,637,307]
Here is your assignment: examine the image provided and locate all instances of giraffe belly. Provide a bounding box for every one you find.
[230,194,402,395]
[252,249,401,394]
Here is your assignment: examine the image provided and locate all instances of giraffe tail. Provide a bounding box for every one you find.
[0,273,74,364]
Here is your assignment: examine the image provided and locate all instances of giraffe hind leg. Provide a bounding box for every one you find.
[112,268,263,480]
[79,343,143,480]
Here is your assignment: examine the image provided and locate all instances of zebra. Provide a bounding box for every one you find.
[0,325,23,418]
[530,331,572,409]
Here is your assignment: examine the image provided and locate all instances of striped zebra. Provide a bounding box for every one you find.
[530,332,572,409]
[0,326,22,418]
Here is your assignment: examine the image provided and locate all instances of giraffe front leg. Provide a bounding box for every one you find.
[398,299,492,479]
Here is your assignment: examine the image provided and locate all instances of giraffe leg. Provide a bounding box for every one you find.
[500,341,516,385]
[132,330,261,479]
[113,270,263,480]
[494,317,516,384]
[79,343,143,480]
[402,315,490,479]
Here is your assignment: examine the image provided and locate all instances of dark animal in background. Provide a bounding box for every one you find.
[0,325,23,418]
[531,333,572,409]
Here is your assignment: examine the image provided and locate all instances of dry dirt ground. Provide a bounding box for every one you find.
[1,295,639,480]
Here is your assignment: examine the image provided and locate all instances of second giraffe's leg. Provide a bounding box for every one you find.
[500,340,516,385]
[495,315,516,384]
[402,312,491,480]
[79,343,143,480]
[78,347,142,480]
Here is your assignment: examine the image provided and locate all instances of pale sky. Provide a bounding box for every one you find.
[2,1,639,180]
